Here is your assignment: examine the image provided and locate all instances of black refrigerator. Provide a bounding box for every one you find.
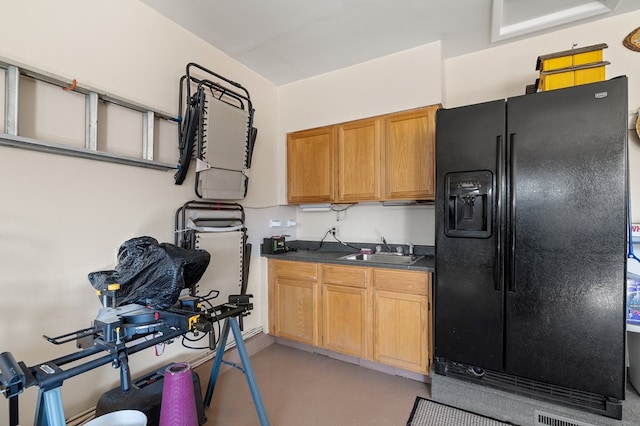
[434,77,628,419]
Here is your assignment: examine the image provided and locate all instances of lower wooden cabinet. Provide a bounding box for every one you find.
[373,269,431,374]
[268,259,432,374]
[268,260,320,346]
[322,264,371,358]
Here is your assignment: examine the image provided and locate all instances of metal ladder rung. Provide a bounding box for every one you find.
[142,111,155,161]
[85,91,98,152]
[4,65,19,136]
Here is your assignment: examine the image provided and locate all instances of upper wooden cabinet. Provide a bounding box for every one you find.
[384,107,436,200]
[286,105,439,204]
[337,117,382,202]
[287,126,336,204]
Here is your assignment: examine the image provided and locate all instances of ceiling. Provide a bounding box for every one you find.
[141,0,640,86]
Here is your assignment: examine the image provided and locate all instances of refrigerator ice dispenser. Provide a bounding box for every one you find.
[445,171,493,238]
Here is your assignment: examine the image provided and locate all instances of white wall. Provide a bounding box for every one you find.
[0,0,279,422]
[290,203,435,247]
[444,10,640,113]
[279,41,444,132]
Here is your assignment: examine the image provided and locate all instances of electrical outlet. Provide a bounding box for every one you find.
[270,219,282,228]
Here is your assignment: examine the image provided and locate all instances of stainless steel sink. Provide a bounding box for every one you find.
[338,252,424,265]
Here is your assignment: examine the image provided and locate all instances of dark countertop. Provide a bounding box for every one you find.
[261,240,435,273]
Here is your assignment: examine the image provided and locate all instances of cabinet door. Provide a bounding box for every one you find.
[373,269,431,374]
[269,260,319,346]
[274,277,319,346]
[374,290,429,373]
[321,264,371,358]
[287,126,336,204]
[337,117,381,202]
[384,106,437,201]
[323,284,369,357]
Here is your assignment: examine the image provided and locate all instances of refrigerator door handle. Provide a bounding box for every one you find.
[507,132,516,292]
[495,134,504,291]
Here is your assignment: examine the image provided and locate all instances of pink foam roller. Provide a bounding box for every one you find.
[159,363,199,426]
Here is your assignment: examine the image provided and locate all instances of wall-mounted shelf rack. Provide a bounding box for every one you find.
[1,56,179,170]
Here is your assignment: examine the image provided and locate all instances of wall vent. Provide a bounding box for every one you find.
[534,410,595,426]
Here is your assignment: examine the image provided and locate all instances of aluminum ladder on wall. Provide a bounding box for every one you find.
[1,57,179,170]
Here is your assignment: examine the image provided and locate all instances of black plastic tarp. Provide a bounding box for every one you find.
[88,236,211,309]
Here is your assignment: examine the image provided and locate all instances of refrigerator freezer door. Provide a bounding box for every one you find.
[435,100,506,371]
[504,77,628,400]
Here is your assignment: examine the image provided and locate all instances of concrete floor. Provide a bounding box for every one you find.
[193,336,640,426]
[195,342,430,425]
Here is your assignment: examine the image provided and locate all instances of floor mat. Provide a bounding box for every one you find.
[407,397,516,426]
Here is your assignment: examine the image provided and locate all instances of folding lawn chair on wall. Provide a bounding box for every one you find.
[174,201,251,317]
[175,63,257,200]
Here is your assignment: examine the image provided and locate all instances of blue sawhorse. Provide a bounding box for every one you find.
[203,316,269,426]
[34,388,66,426]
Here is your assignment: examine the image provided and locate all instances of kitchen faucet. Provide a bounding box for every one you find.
[377,238,414,255]
[381,236,392,253]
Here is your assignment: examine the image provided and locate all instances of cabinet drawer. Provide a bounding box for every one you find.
[373,270,429,295]
[273,260,318,281]
[322,265,369,288]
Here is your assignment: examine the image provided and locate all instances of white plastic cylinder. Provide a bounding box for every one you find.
[84,410,147,426]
